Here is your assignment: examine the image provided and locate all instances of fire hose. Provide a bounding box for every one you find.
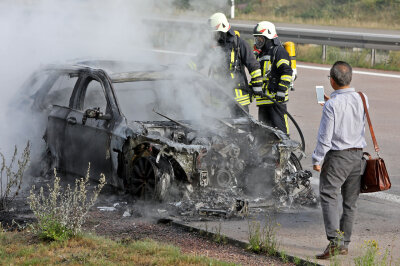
[242,87,305,160]
[232,44,305,159]
[258,91,305,160]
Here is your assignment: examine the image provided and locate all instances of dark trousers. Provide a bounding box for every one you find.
[258,104,289,134]
[319,149,364,246]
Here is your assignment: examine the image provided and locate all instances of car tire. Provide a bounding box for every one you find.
[127,156,172,201]
[288,152,302,172]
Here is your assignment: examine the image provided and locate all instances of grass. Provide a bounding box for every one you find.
[170,1,400,71]
[354,240,393,266]
[296,45,400,71]
[213,222,227,244]
[247,212,280,256]
[0,142,30,211]
[293,256,302,265]
[234,0,400,30]
[0,230,235,265]
[28,165,106,241]
[235,1,400,71]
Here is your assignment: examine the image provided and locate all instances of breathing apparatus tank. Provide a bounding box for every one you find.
[283,41,297,91]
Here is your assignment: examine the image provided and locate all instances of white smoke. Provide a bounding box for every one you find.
[0,1,232,155]
[0,0,300,212]
[0,0,157,157]
[0,0,237,195]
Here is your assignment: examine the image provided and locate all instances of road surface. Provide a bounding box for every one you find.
[215,62,400,264]
[156,48,400,263]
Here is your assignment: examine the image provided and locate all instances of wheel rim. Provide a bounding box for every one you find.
[288,153,302,172]
[215,170,233,188]
[129,157,157,200]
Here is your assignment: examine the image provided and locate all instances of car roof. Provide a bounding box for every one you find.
[43,60,195,83]
[75,60,164,74]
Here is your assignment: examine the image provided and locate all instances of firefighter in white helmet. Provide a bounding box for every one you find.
[253,21,293,134]
[206,12,262,111]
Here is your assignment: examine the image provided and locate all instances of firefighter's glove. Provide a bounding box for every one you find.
[275,91,286,102]
[252,85,263,96]
[250,78,263,96]
[250,69,263,95]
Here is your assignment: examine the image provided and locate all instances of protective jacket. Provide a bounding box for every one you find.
[212,28,262,106]
[255,40,293,105]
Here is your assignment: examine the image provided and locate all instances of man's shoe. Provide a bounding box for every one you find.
[316,243,348,259]
[339,246,348,255]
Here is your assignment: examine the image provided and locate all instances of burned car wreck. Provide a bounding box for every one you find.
[22,60,316,208]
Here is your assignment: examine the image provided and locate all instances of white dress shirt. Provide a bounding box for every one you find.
[312,88,368,165]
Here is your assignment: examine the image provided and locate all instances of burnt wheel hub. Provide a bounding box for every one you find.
[128,157,157,200]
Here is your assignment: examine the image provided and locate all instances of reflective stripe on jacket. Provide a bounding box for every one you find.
[255,44,293,105]
[225,29,262,106]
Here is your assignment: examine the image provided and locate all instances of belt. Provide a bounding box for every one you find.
[343,148,362,151]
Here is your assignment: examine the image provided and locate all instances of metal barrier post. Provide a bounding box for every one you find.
[322,45,327,62]
[231,0,235,19]
[371,49,376,66]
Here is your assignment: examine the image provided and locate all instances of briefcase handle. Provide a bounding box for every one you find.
[358,92,380,157]
[363,152,373,160]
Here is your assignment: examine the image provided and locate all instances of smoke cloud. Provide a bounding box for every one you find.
[0,0,154,155]
[0,1,314,212]
[1,0,268,202]
[0,0,232,156]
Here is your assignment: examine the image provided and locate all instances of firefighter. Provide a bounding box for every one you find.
[253,21,293,134]
[207,12,263,111]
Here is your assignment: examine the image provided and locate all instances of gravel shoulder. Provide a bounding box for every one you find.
[0,195,292,266]
[85,207,293,266]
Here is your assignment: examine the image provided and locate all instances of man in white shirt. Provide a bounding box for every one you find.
[312,61,367,259]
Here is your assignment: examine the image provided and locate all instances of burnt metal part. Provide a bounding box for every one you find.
[22,60,316,207]
[234,199,249,217]
[197,199,249,218]
[198,208,228,217]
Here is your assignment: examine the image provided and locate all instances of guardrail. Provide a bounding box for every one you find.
[147,18,400,65]
[232,23,400,51]
[148,18,400,50]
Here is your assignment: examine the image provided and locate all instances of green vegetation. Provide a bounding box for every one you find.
[296,44,400,71]
[247,212,280,255]
[354,240,392,266]
[280,250,289,263]
[0,142,30,211]
[28,164,106,241]
[173,0,191,10]
[236,1,400,71]
[329,230,344,265]
[213,222,227,244]
[293,256,302,265]
[235,0,400,30]
[0,230,234,265]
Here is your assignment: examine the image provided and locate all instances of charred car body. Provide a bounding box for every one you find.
[22,60,316,206]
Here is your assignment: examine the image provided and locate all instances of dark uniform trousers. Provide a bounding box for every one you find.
[319,149,365,246]
[256,43,292,134]
[258,104,288,134]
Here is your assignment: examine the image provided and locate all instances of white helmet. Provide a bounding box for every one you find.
[208,12,230,33]
[253,21,277,39]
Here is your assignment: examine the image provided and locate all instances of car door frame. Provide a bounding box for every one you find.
[63,68,123,179]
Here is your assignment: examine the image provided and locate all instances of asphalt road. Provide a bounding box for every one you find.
[216,62,400,264]
[156,48,400,262]
[290,63,400,196]
[250,62,400,196]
